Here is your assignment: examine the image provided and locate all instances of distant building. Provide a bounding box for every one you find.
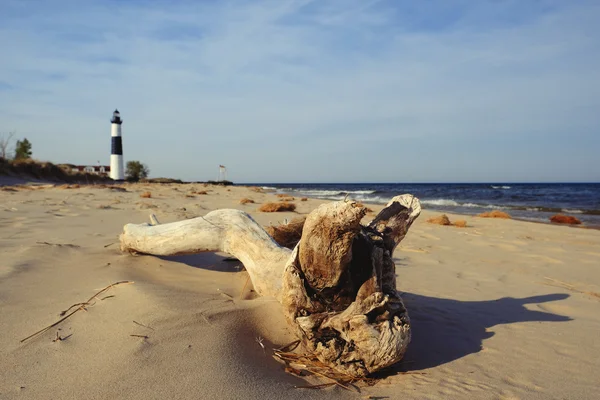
[69,165,111,175]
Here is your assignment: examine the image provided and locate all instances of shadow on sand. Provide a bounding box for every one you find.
[155,255,572,377]
[157,253,243,273]
[375,292,571,375]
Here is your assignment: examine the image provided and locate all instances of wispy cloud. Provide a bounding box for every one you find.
[0,0,599,182]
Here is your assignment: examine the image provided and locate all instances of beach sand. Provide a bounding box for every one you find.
[1,182,599,399]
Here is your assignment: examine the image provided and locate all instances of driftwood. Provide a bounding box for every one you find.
[119,194,421,377]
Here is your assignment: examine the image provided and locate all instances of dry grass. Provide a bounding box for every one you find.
[276,193,291,198]
[273,341,379,391]
[427,214,451,225]
[194,190,208,195]
[427,214,468,228]
[20,281,134,343]
[185,194,196,198]
[279,197,295,202]
[259,202,296,212]
[249,186,264,193]
[477,210,511,219]
[550,214,582,225]
[265,217,306,249]
[300,197,308,201]
[140,191,152,198]
[355,202,374,213]
[239,198,255,205]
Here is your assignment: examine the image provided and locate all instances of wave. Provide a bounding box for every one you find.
[281,189,377,196]
[261,186,277,190]
[422,201,599,216]
[421,199,460,207]
[422,199,509,210]
[294,189,376,195]
[419,200,588,214]
[491,185,511,189]
[461,202,509,210]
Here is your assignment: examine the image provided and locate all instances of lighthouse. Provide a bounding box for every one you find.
[109,109,124,180]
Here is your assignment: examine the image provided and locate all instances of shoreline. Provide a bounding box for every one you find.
[255,187,599,230]
[2,176,594,229]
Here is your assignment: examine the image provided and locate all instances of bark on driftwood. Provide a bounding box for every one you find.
[120,194,421,377]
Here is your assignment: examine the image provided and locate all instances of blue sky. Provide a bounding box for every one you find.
[1,0,599,183]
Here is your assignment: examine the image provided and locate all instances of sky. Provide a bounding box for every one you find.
[0,0,599,183]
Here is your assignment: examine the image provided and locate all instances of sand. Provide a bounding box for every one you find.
[1,182,599,399]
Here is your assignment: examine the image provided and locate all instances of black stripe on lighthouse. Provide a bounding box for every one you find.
[111,136,123,155]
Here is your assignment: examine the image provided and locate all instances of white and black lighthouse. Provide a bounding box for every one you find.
[109,109,124,180]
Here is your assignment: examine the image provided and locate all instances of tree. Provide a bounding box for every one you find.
[14,138,32,160]
[126,161,149,181]
[0,131,15,160]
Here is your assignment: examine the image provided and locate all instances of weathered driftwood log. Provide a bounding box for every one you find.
[120,194,421,377]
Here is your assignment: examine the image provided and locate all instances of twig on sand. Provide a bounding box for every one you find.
[256,336,266,353]
[103,242,116,248]
[52,332,73,342]
[130,334,149,339]
[36,241,80,248]
[133,320,155,331]
[20,281,134,343]
[59,302,92,316]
